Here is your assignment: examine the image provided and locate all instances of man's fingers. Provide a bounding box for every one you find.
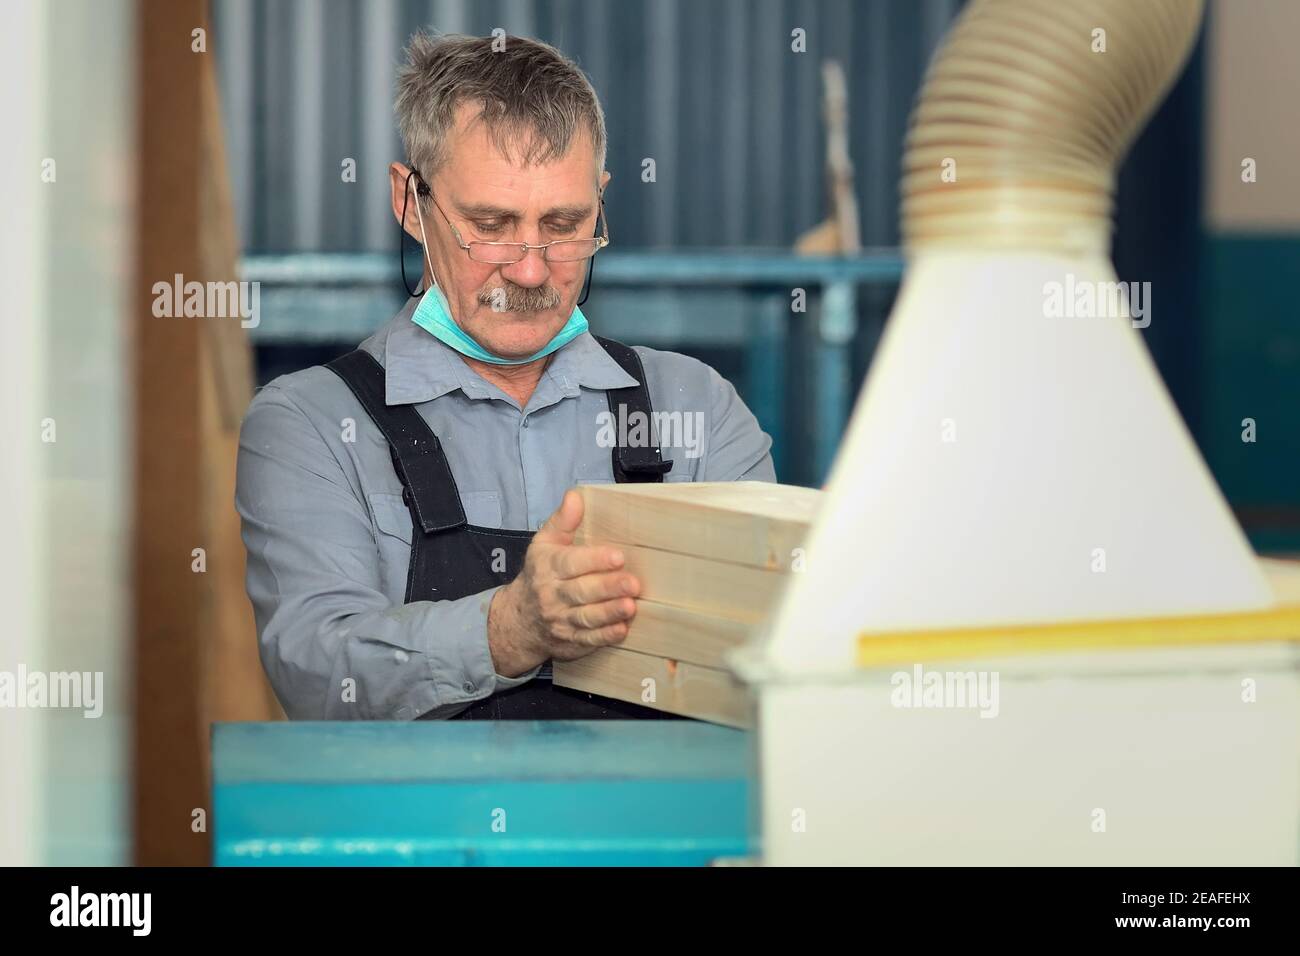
[552,543,625,580]
[567,620,631,648]
[568,597,637,632]
[556,570,640,606]
[535,488,584,543]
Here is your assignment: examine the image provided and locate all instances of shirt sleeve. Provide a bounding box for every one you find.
[700,365,778,482]
[235,386,534,720]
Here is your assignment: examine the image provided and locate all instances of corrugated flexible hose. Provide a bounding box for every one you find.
[901,0,1205,255]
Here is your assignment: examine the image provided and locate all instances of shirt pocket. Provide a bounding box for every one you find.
[370,492,413,544]
[368,492,413,599]
[461,491,502,529]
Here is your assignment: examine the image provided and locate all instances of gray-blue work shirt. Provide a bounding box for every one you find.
[235,299,776,720]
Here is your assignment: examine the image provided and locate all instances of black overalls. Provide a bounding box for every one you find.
[326,336,687,720]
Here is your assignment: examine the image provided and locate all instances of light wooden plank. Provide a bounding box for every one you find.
[621,599,758,669]
[198,43,253,431]
[196,29,282,726]
[585,542,792,620]
[576,481,821,570]
[554,647,753,729]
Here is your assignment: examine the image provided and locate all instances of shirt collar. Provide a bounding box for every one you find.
[376,296,637,406]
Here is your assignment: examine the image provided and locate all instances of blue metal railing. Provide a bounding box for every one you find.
[240,250,906,484]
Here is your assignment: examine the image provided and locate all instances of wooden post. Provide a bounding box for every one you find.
[133,0,279,867]
[133,0,206,867]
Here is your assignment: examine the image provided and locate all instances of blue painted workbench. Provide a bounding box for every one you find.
[212,720,755,866]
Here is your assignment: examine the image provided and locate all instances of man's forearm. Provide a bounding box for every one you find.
[258,588,521,720]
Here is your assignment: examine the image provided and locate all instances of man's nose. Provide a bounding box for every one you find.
[499,243,550,288]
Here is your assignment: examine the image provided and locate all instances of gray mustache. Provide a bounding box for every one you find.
[478,283,562,313]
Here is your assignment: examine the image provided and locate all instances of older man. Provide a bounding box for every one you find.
[236,32,774,720]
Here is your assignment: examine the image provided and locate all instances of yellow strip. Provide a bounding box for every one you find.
[855,604,1300,668]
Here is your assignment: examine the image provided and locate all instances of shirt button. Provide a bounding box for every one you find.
[521,417,530,429]
[463,681,476,694]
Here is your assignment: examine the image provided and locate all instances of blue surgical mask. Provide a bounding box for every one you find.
[405,175,589,365]
[410,282,589,365]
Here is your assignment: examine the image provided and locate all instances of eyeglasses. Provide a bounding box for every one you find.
[411,169,609,264]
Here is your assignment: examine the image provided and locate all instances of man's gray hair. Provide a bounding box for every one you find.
[395,32,607,184]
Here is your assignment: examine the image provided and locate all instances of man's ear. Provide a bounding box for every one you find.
[599,169,611,193]
[389,161,424,242]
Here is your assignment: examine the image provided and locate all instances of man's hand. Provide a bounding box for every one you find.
[487,489,639,677]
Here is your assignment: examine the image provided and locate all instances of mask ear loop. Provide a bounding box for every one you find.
[400,168,437,298]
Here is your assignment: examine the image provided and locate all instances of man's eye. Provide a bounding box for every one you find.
[547,222,579,236]
[475,222,506,235]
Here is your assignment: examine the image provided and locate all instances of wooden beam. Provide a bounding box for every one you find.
[133,0,278,865]
[133,0,207,866]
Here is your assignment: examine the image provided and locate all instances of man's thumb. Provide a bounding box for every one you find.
[537,488,584,542]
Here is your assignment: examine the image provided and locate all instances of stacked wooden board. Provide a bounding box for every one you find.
[553,482,823,727]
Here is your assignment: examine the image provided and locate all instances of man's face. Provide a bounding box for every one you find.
[393,103,607,361]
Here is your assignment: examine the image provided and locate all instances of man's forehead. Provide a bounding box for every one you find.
[441,101,599,187]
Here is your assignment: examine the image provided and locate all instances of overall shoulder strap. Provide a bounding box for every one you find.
[592,336,674,483]
[325,350,467,533]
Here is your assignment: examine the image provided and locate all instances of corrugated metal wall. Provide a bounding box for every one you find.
[212,0,961,253]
